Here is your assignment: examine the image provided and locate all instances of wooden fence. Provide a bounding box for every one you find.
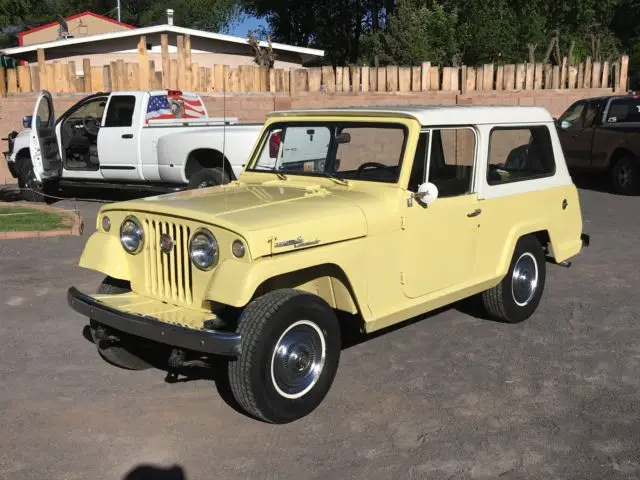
[0,34,630,96]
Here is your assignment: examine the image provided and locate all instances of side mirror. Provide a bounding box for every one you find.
[23,115,32,128]
[413,182,439,206]
[335,132,351,144]
[559,120,571,130]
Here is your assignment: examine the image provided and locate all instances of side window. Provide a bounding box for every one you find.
[408,132,429,192]
[487,126,555,185]
[103,96,136,127]
[36,97,53,127]
[559,102,585,128]
[68,98,107,121]
[426,128,475,197]
[583,102,601,128]
[605,98,640,124]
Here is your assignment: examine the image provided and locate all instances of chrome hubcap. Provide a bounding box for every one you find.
[270,320,326,399]
[511,252,538,307]
[618,164,632,187]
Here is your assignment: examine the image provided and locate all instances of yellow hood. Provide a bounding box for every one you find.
[101,181,369,258]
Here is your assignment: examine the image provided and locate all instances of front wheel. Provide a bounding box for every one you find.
[481,235,546,324]
[17,154,51,203]
[187,167,231,189]
[229,289,341,424]
[611,156,640,195]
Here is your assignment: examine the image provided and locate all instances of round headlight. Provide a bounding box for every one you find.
[232,239,246,258]
[101,215,111,232]
[189,229,219,270]
[120,216,144,254]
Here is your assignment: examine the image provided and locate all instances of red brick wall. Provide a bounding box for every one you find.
[0,88,620,184]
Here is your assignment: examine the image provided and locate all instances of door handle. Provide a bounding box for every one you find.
[467,208,482,217]
[122,134,133,139]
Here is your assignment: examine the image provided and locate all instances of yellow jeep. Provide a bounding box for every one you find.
[68,105,590,423]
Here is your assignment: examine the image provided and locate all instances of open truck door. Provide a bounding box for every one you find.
[27,91,61,191]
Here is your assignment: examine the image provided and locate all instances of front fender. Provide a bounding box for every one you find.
[204,239,370,320]
[78,232,131,281]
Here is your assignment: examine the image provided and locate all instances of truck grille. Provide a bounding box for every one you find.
[143,218,193,305]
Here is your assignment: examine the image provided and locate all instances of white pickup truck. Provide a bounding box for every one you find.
[3,90,263,201]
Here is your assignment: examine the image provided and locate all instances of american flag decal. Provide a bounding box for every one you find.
[146,92,206,121]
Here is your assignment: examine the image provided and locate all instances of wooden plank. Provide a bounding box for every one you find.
[298,68,309,92]
[170,59,178,90]
[361,66,369,92]
[7,68,17,93]
[450,67,459,91]
[544,64,553,89]
[377,67,386,92]
[102,65,110,91]
[464,67,475,93]
[421,62,430,91]
[342,67,350,92]
[410,66,421,92]
[398,67,411,92]
[109,61,117,90]
[0,67,6,97]
[441,67,451,91]
[138,36,149,90]
[534,63,543,89]
[584,57,592,88]
[334,67,343,92]
[577,63,584,89]
[368,67,377,91]
[237,65,247,93]
[429,66,439,91]
[116,60,126,91]
[67,61,76,92]
[203,67,211,92]
[184,35,192,91]
[288,68,296,95]
[321,66,334,93]
[191,63,199,91]
[259,67,268,92]
[222,65,230,93]
[351,66,361,93]
[515,63,525,90]
[568,65,577,89]
[176,35,186,90]
[525,63,534,90]
[30,66,39,92]
[154,71,163,90]
[592,62,602,88]
[275,69,285,92]
[495,65,504,91]
[17,66,31,93]
[37,48,46,90]
[483,63,494,91]
[474,67,482,91]
[214,64,223,92]
[386,66,398,91]
[619,55,629,90]
[601,61,609,89]
[82,59,91,92]
[160,34,169,88]
[503,64,515,90]
[126,63,139,90]
[229,67,240,93]
[52,61,63,92]
[613,61,620,91]
[560,57,568,88]
[552,65,560,89]
[91,66,103,91]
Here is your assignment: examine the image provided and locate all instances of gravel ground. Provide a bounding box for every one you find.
[0,180,639,480]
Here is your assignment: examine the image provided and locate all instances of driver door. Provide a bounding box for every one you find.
[401,127,480,299]
[29,91,61,181]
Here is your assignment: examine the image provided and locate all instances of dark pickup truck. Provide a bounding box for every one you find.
[556,93,640,194]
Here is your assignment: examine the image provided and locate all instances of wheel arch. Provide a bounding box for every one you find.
[184,148,235,180]
[606,147,636,171]
[495,226,555,281]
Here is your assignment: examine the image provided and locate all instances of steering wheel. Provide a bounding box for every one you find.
[83,116,101,136]
[356,162,390,174]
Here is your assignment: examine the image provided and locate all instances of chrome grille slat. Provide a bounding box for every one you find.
[141,216,193,305]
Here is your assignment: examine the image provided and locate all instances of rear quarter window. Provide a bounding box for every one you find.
[487,126,556,185]
[605,98,640,124]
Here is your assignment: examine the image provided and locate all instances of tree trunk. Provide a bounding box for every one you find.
[528,43,537,64]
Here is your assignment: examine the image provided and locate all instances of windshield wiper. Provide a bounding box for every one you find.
[323,173,350,186]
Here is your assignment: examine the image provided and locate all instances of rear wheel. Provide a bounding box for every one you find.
[611,155,640,195]
[229,289,341,424]
[481,235,546,324]
[187,167,231,189]
[89,276,154,371]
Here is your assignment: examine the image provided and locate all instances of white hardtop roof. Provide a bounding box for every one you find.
[1,23,324,58]
[267,104,554,125]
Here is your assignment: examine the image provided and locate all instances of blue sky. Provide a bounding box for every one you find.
[229,15,268,37]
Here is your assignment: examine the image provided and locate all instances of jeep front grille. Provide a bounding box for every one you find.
[143,218,193,305]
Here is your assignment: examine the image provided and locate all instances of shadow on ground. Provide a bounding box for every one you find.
[123,464,187,480]
[570,171,640,196]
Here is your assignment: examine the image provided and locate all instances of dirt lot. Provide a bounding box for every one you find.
[0,179,639,480]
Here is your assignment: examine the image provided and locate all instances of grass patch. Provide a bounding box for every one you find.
[0,206,70,232]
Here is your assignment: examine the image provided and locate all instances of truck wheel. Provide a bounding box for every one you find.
[17,154,49,203]
[611,156,640,195]
[229,289,341,424]
[89,276,153,371]
[188,167,230,189]
[481,235,546,324]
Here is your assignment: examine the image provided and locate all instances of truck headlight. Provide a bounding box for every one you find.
[189,229,219,270]
[120,216,144,254]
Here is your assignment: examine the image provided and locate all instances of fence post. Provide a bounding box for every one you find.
[138,36,149,90]
[619,55,629,91]
[161,34,169,89]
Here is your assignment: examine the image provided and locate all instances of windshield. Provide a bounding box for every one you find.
[248,121,407,183]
